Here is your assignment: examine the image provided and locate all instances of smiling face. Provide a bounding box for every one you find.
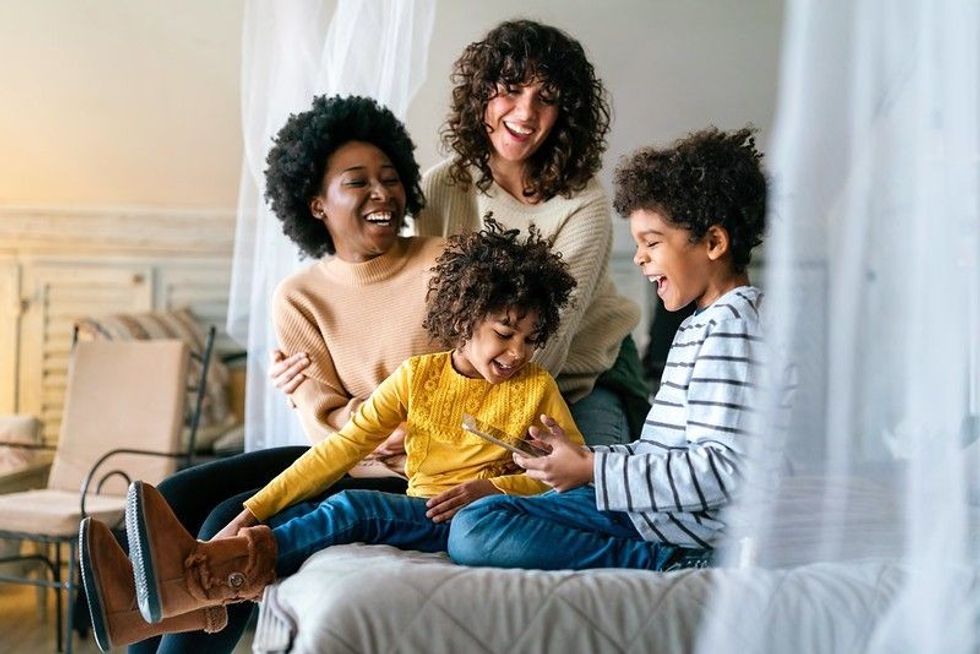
[452,307,541,384]
[309,141,406,263]
[630,208,725,311]
[483,80,559,172]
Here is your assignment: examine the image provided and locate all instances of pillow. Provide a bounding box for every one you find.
[75,308,232,431]
[0,415,41,472]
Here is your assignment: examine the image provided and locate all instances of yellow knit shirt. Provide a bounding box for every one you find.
[244,351,585,520]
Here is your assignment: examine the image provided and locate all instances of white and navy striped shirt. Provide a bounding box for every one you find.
[592,286,765,548]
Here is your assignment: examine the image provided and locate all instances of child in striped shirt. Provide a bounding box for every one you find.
[448,127,768,570]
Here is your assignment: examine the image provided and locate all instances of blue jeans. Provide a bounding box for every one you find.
[569,385,631,447]
[448,486,696,571]
[272,490,450,576]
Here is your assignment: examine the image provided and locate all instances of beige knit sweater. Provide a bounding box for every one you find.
[416,159,640,402]
[272,236,444,443]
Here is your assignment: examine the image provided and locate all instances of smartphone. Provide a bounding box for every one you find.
[461,413,548,457]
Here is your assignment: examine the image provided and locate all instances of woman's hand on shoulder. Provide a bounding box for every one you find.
[424,479,500,524]
[269,349,310,395]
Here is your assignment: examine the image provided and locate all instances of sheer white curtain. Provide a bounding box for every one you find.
[698,1,979,652]
[227,0,435,450]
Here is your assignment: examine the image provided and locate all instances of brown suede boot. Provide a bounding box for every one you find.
[126,480,278,624]
[79,517,228,652]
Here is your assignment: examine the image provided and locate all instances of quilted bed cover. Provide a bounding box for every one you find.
[252,543,930,654]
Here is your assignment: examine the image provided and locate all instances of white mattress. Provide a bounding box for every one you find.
[252,543,924,654]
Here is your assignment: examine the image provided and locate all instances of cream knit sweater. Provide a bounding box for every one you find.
[272,236,444,443]
[416,159,640,402]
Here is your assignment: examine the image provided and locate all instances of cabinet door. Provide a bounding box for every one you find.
[19,264,153,443]
[0,262,19,414]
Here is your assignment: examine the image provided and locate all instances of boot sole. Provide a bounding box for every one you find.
[78,518,113,653]
[126,481,164,624]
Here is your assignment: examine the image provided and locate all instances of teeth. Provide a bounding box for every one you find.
[504,122,533,135]
[365,211,392,223]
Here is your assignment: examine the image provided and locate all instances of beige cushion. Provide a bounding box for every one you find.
[0,341,189,539]
[76,308,231,430]
[47,340,189,494]
[0,415,41,441]
[0,489,126,536]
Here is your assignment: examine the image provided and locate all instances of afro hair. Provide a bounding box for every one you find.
[613,126,767,272]
[264,95,424,258]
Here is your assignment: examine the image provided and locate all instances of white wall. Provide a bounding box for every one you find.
[406,0,784,251]
[0,0,782,226]
[0,1,243,208]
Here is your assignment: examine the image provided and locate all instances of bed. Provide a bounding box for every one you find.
[252,544,941,654]
[250,475,978,654]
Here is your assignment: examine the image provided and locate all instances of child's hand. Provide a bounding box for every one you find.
[425,479,500,523]
[269,349,310,394]
[513,414,594,491]
[211,508,260,540]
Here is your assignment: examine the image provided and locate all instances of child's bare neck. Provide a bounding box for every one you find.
[450,348,481,380]
[697,271,751,310]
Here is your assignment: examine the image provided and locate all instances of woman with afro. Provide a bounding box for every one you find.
[89,95,445,654]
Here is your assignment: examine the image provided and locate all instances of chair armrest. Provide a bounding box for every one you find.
[79,448,188,520]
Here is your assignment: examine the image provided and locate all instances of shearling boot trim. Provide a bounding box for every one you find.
[183,525,277,604]
[203,605,229,633]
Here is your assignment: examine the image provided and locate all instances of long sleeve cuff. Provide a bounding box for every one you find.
[489,473,550,497]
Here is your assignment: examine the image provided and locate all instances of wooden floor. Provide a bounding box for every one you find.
[0,583,255,654]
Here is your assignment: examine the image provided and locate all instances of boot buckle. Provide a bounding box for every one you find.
[228,572,246,589]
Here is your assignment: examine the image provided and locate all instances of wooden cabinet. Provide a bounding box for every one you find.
[0,208,235,444]
[0,263,19,414]
[19,262,154,441]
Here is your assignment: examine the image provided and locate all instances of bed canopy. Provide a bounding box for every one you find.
[228,2,980,651]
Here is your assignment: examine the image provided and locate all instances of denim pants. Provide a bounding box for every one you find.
[569,385,631,447]
[448,485,706,571]
[272,489,450,577]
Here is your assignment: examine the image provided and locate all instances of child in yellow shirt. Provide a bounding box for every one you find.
[80,218,583,643]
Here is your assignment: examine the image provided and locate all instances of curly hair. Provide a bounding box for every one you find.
[264,95,425,259]
[423,216,576,348]
[442,20,611,201]
[613,127,768,272]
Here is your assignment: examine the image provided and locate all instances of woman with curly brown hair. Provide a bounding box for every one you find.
[81,219,585,643]
[415,19,649,447]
